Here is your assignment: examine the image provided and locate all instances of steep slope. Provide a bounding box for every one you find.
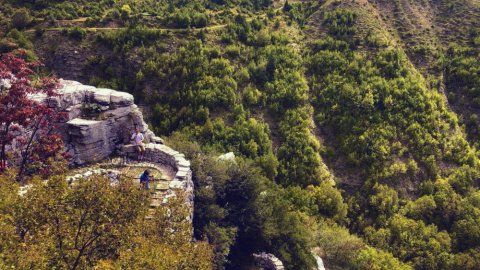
[306,0,480,73]
[303,2,480,269]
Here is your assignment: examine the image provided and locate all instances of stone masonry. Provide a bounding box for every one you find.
[119,143,194,215]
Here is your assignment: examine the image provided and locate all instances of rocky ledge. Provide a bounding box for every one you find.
[35,79,193,218]
[41,79,164,165]
[253,253,285,270]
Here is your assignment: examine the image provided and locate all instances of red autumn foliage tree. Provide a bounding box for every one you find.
[0,52,66,179]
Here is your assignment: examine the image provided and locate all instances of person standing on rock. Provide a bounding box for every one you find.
[131,128,145,160]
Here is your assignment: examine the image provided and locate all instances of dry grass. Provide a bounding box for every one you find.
[119,166,163,180]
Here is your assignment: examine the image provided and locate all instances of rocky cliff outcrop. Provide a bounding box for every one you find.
[253,253,285,270]
[35,80,193,213]
[43,79,163,165]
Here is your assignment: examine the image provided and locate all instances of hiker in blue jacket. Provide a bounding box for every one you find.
[140,170,151,190]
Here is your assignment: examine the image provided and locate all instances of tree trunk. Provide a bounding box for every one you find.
[17,116,44,180]
[0,122,11,161]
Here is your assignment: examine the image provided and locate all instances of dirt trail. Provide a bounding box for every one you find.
[27,0,287,33]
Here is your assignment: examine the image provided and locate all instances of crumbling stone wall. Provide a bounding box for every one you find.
[120,143,194,212]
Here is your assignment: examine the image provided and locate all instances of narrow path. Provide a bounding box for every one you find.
[26,0,287,33]
[27,25,227,33]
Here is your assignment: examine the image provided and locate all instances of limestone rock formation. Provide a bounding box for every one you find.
[39,79,158,165]
[253,253,285,270]
[315,255,326,270]
[253,251,326,270]
[41,79,194,221]
[218,152,236,161]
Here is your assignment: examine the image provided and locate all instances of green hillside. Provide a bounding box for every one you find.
[1,0,480,269]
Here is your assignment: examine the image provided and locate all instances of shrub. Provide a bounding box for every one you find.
[67,26,87,40]
[11,9,32,29]
[225,45,240,58]
[120,4,132,20]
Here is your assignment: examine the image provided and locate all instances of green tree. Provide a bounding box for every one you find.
[355,246,413,270]
[0,172,213,269]
[11,9,32,29]
[366,214,452,269]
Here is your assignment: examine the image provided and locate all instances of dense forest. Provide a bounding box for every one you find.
[1,0,480,269]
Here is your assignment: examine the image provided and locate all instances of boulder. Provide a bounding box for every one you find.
[93,88,113,105]
[253,253,285,270]
[110,91,134,106]
[151,136,165,144]
[314,255,326,270]
[218,152,235,161]
[57,80,96,108]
